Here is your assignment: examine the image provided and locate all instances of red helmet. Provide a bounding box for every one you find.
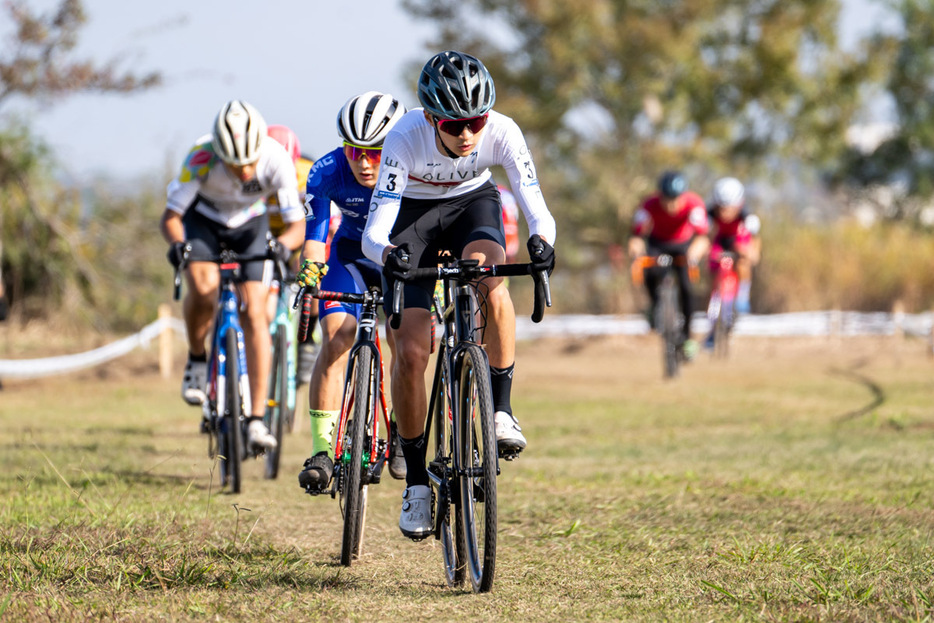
[266,124,301,165]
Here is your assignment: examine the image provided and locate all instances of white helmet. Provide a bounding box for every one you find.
[712,177,745,207]
[212,100,267,165]
[337,91,406,147]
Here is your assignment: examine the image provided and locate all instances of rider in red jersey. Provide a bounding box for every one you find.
[628,170,710,360]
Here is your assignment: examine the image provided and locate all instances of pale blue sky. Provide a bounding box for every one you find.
[7,0,897,183]
[8,0,434,182]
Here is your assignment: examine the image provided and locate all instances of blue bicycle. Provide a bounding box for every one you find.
[174,246,282,494]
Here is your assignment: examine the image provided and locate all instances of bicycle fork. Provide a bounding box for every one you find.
[215,292,252,419]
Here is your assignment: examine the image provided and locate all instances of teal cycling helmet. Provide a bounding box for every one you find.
[417,51,496,120]
[658,170,687,199]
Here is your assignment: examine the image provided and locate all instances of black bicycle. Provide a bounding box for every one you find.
[295,285,391,566]
[633,254,698,379]
[391,256,551,593]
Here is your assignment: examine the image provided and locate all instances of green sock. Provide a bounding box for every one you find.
[309,409,338,459]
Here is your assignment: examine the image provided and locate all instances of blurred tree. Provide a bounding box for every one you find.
[0,0,160,110]
[402,0,886,309]
[0,0,161,322]
[832,0,934,222]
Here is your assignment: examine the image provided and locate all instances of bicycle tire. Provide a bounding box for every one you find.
[713,305,730,359]
[457,344,497,593]
[264,327,288,479]
[340,347,373,566]
[284,318,297,434]
[223,327,244,494]
[658,273,680,379]
[431,362,466,587]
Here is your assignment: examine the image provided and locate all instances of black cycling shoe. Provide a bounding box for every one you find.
[298,452,333,494]
[388,420,406,480]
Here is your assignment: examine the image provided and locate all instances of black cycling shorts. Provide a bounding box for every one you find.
[384,181,506,312]
[182,208,271,283]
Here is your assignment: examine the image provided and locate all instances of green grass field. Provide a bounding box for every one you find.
[1,333,934,621]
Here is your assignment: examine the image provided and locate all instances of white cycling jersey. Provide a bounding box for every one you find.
[166,134,303,229]
[362,109,557,264]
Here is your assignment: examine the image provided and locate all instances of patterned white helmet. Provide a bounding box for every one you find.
[212,100,267,166]
[337,91,406,147]
[712,177,745,207]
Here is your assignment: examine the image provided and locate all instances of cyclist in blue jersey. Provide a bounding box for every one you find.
[297,92,407,494]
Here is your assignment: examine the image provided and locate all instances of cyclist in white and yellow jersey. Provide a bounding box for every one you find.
[362,51,557,539]
[159,100,305,452]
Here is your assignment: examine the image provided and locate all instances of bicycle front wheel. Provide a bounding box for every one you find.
[222,327,244,494]
[264,327,288,479]
[340,347,373,566]
[429,356,465,587]
[658,273,681,379]
[456,345,497,593]
[713,302,731,359]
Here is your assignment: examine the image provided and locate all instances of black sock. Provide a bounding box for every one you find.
[490,364,515,415]
[399,434,429,487]
[189,351,207,363]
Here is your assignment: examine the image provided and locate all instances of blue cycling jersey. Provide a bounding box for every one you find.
[304,146,372,243]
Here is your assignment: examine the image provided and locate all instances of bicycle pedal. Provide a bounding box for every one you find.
[498,448,522,461]
[407,533,432,542]
[303,485,326,497]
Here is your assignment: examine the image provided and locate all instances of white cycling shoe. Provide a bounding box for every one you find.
[181,360,207,406]
[494,411,527,453]
[247,419,278,452]
[399,485,432,540]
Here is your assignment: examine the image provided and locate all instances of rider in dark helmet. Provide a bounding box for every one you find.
[362,51,557,539]
[628,170,710,361]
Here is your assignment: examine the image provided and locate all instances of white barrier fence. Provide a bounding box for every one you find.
[0,315,187,380]
[1,310,931,380]
[515,310,934,340]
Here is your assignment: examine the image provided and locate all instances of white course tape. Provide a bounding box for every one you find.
[516,311,934,340]
[0,317,187,379]
[0,311,930,380]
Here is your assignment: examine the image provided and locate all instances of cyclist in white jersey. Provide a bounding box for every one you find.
[160,100,305,452]
[362,51,557,539]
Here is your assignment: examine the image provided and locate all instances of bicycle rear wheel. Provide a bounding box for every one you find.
[264,327,288,479]
[456,345,497,593]
[340,347,373,566]
[221,328,244,494]
[658,273,681,379]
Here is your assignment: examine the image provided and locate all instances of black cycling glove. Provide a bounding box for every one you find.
[167,241,189,269]
[268,238,292,265]
[382,245,412,282]
[527,234,555,275]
